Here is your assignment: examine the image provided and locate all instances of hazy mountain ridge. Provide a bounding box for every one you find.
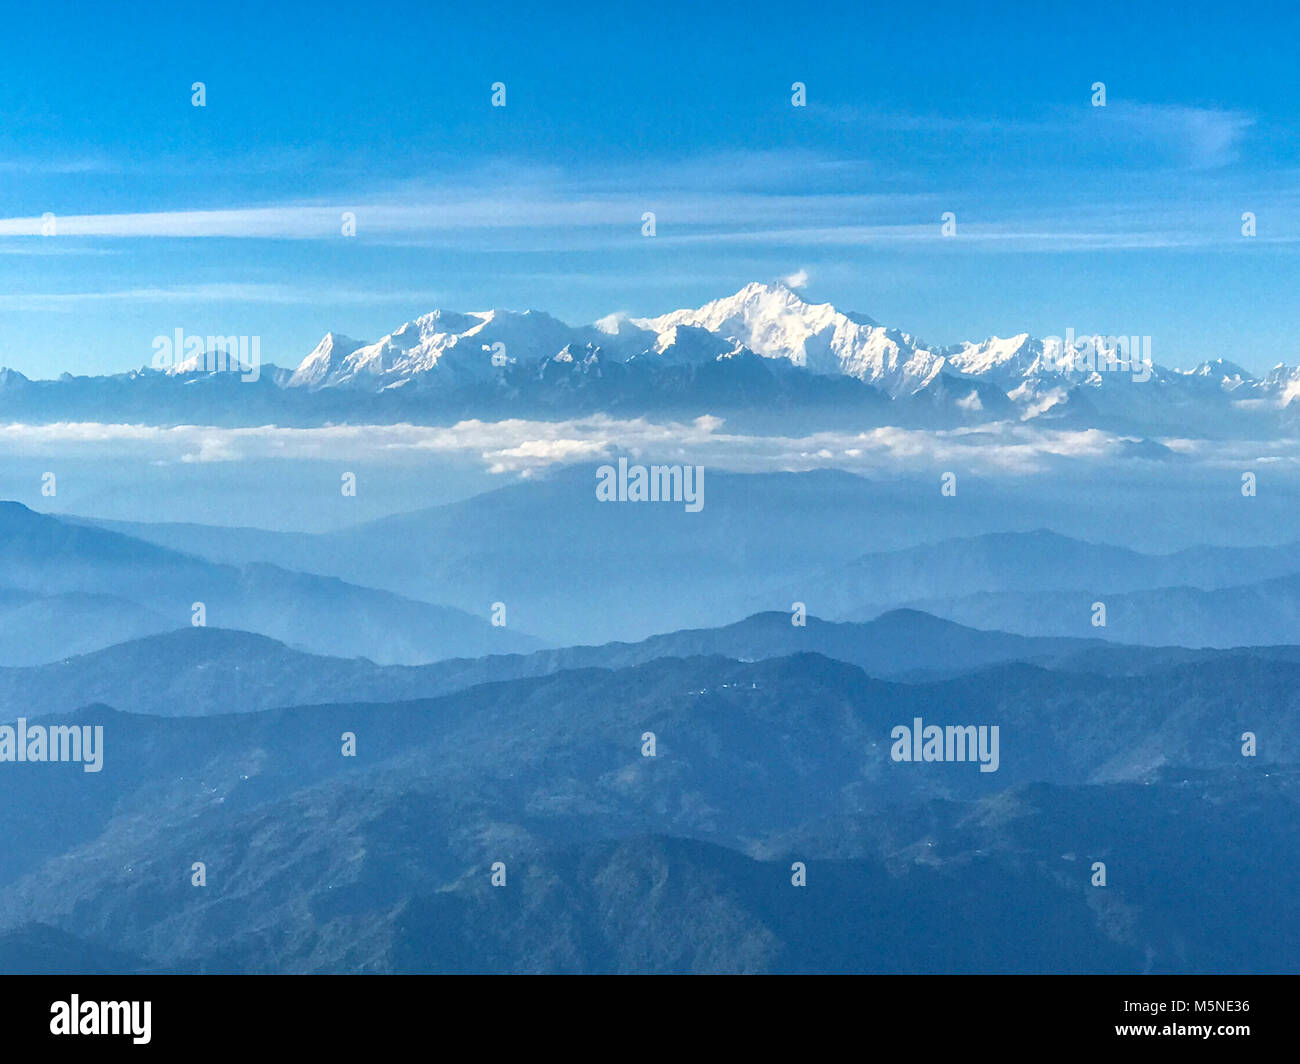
[65,478,1300,647]
[0,501,541,665]
[865,573,1300,648]
[798,528,1300,618]
[12,609,1300,722]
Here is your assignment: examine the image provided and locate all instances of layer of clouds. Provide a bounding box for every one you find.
[2,415,1295,477]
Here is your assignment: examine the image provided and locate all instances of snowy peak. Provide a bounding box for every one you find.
[636,282,862,361]
[635,282,942,394]
[289,308,593,390]
[1192,358,1252,379]
[1263,363,1300,406]
[1181,358,1255,391]
[943,334,1036,377]
[287,332,366,389]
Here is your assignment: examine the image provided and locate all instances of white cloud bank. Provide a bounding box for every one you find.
[1,415,1295,477]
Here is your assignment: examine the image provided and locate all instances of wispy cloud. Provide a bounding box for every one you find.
[0,156,120,175]
[1105,103,1255,169]
[0,187,926,241]
[0,192,1280,257]
[0,116,1286,264]
[819,101,1257,171]
[0,283,444,311]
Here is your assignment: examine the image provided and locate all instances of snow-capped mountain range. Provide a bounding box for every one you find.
[283,280,1300,415]
[1,281,1298,432]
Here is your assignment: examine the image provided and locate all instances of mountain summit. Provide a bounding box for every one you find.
[632,281,947,393]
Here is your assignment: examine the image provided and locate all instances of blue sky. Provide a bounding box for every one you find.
[1,0,1298,377]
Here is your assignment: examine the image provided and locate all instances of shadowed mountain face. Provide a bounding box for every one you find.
[0,502,541,665]
[385,775,1298,976]
[0,924,159,975]
[0,652,1294,973]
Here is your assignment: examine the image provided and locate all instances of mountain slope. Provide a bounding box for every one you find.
[0,651,1295,973]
